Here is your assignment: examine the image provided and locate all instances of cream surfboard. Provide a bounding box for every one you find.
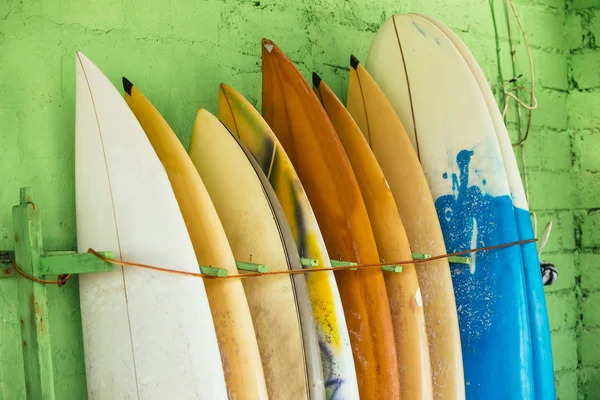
[367,14,534,399]
[346,57,464,400]
[189,109,325,399]
[123,80,268,399]
[218,84,359,400]
[414,14,555,400]
[75,52,227,399]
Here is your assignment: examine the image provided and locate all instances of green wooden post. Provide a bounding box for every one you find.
[13,188,56,400]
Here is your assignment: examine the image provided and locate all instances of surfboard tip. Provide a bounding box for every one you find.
[350,55,360,69]
[122,77,133,95]
[312,72,322,88]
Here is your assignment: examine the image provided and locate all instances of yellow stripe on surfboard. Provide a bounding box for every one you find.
[219,84,360,400]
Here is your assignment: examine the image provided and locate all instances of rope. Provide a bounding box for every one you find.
[85,239,536,280]
[12,260,72,287]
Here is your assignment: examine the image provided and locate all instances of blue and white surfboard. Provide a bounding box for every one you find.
[367,14,535,399]
[411,14,556,400]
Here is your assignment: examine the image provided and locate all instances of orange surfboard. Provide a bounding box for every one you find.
[261,39,400,399]
[314,73,433,400]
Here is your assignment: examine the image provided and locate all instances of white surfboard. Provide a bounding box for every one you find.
[75,52,227,399]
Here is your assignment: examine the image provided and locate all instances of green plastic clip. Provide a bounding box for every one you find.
[330,260,357,270]
[448,256,472,265]
[300,258,319,267]
[200,265,228,277]
[236,261,268,273]
[382,265,403,273]
[412,253,432,260]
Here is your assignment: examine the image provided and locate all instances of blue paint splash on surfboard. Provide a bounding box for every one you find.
[435,149,534,399]
[412,21,426,36]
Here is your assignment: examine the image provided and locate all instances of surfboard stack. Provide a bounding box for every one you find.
[75,13,554,400]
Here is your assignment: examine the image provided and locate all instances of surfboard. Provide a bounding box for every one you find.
[218,84,359,400]
[367,14,534,399]
[314,74,433,400]
[346,56,465,400]
[262,39,400,400]
[189,109,325,399]
[75,52,227,399]
[122,80,268,399]
[414,14,555,400]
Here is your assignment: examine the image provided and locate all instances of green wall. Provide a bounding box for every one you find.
[569,1,600,398]
[0,0,594,398]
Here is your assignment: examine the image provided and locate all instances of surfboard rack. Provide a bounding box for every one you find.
[412,253,432,260]
[330,259,358,270]
[329,259,402,273]
[300,257,319,267]
[448,256,472,265]
[236,261,268,273]
[0,187,117,399]
[382,265,403,273]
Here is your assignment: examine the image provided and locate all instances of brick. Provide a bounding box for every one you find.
[547,291,578,331]
[580,253,600,290]
[544,253,576,292]
[568,91,600,129]
[528,170,574,210]
[524,129,572,171]
[578,130,600,171]
[516,5,566,50]
[575,171,600,209]
[534,49,569,91]
[580,367,600,399]
[566,12,584,50]
[531,211,575,252]
[572,0,600,10]
[529,88,568,130]
[552,329,578,370]
[572,51,600,89]
[592,10,600,45]
[554,370,579,400]
[581,329,600,366]
[583,292,600,327]
[580,210,600,248]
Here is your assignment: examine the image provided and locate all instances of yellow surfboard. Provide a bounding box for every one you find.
[218,84,360,399]
[314,73,433,400]
[123,80,268,400]
[262,39,400,400]
[189,109,324,399]
[346,58,465,399]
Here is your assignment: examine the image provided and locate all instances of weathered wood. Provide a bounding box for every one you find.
[0,251,15,278]
[40,252,114,275]
[13,187,56,400]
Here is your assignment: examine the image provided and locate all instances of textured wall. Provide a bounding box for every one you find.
[0,0,580,398]
[569,0,600,398]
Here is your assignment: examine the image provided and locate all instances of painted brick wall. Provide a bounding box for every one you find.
[0,0,581,398]
[569,1,600,398]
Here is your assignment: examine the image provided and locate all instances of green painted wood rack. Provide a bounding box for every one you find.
[0,188,113,400]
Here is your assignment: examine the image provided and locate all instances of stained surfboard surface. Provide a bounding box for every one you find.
[346,57,465,400]
[189,109,325,400]
[367,14,534,399]
[123,81,268,399]
[314,74,433,400]
[414,14,555,400]
[75,52,227,399]
[262,39,400,400]
[218,84,359,400]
